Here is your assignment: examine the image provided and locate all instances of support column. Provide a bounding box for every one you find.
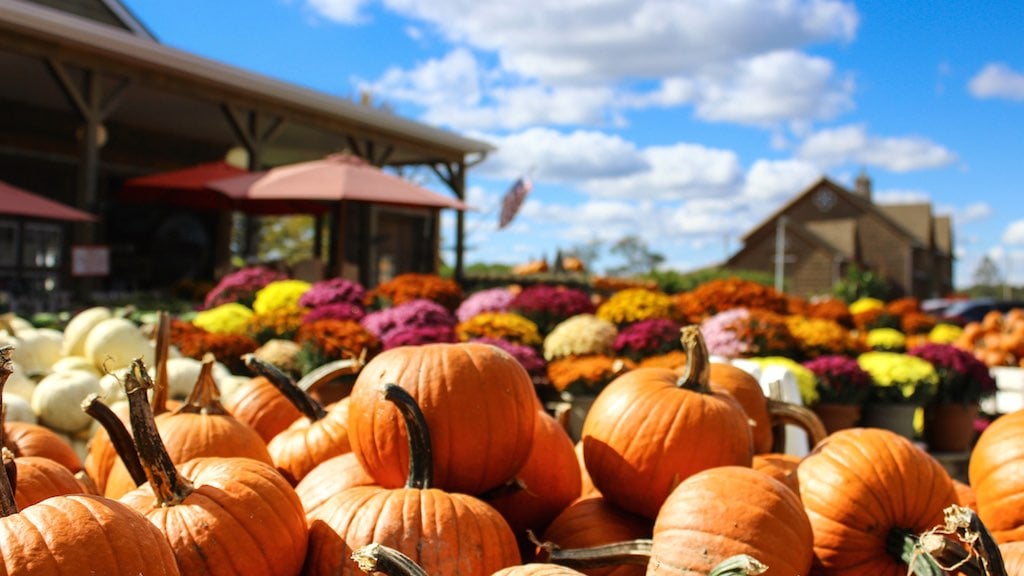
[431,162,467,283]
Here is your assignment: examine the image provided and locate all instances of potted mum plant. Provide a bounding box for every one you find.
[856,351,939,440]
[802,355,874,434]
[908,342,997,452]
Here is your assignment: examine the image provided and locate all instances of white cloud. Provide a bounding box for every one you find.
[305,0,368,23]
[969,63,1024,101]
[742,159,821,201]
[375,0,858,83]
[1003,220,1024,245]
[581,143,743,201]
[797,124,957,172]
[473,128,647,181]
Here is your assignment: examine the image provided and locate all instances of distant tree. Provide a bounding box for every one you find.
[257,215,316,266]
[565,239,604,271]
[642,267,775,294]
[606,236,664,277]
[833,263,892,303]
[973,256,1002,287]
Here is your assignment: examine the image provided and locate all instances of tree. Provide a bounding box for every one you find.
[256,215,316,266]
[606,236,665,277]
[833,263,892,303]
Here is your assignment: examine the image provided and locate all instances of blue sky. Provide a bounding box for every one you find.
[121,0,1024,290]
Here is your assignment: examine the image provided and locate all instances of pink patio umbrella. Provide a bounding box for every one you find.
[206,153,471,211]
[0,179,96,221]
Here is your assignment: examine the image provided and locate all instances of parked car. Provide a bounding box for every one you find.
[936,298,1024,326]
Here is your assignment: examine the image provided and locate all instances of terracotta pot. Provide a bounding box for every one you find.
[860,402,920,440]
[924,403,979,453]
[812,403,862,435]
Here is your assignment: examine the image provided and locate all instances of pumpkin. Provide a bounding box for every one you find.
[105,357,272,498]
[149,356,232,401]
[576,441,598,498]
[31,369,103,433]
[304,383,520,575]
[954,479,977,510]
[494,566,588,576]
[83,317,154,373]
[2,395,34,424]
[541,496,653,576]
[246,355,358,484]
[50,355,102,377]
[580,326,753,519]
[348,342,537,495]
[486,409,582,538]
[3,450,84,509]
[3,420,82,473]
[224,375,302,443]
[3,361,36,401]
[295,451,376,516]
[0,346,179,575]
[751,453,801,495]
[60,305,112,357]
[969,408,1024,543]
[1001,541,1024,574]
[117,360,309,576]
[648,465,813,575]
[708,362,774,454]
[798,427,957,574]
[82,394,144,495]
[5,327,63,377]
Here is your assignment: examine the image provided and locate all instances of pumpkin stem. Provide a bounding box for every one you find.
[916,505,1007,576]
[708,554,769,576]
[124,359,194,506]
[174,354,228,416]
[677,325,711,393]
[151,311,171,415]
[0,346,19,516]
[81,393,147,487]
[2,448,17,505]
[382,384,433,490]
[535,537,652,568]
[297,349,367,393]
[766,398,827,452]
[351,543,429,576]
[244,354,328,422]
[887,528,946,576]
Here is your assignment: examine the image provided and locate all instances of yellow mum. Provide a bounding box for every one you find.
[849,297,885,315]
[193,303,254,335]
[596,288,673,326]
[252,280,311,315]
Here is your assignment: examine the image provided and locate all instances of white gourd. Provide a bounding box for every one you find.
[83,317,154,373]
[51,355,102,377]
[7,328,63,377]
[4,361,35,401]
[31,369,103,433]
[61,306,113,357]
[3,395,36,424]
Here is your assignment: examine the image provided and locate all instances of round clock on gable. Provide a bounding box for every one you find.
[813,188,837,212]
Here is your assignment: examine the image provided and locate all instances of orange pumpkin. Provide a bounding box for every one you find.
[3,420,82,473]
[348,342,538,495]
[954,479,977,510]
[969,408,1024,543]
[708,362,773,454]
[305,384,520,575]
[648,466,813,575]
[4,452,85,509]
[224,376,302,442]
[541,496,652,576]
[1001,541,1024,575]
[751,453,801,496]
[580,326,753,519]
[295,451,376,517]
[798,427,957,574]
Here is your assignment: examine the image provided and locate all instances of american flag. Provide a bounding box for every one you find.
[498,176,532,229]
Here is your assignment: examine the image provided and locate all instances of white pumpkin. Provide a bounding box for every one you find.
[148,357,232,400]
[217,374,251,404]
[6,328,63,377]
[98,367,131,405]
[31,369,103,433]
[4,360,36,401]
[51,355,102,377]
[3,395,36,424]
[84,317,154,373]
[61,306,112,357]
[0,315,34,333]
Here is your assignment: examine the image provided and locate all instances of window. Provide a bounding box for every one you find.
[0,220,16,267]
[22,223,62,269]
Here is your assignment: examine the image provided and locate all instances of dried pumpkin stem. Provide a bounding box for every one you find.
[0,346,19,516]
[677,325,711,393]
[81,393,147,487]
[382,384,433,490]
[151,311,171,415]
[888,528,946,576]
[175,355,228,416]
[244,354,328,421]
[538,538,652,568]
[351,543,429,576]
[125,359,194,505]
[709,554,769,576]
[297,349,367,393]
[766,398,827,451]
[918,533,985,576]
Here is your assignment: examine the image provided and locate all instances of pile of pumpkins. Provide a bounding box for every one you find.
[1,309,1023,575]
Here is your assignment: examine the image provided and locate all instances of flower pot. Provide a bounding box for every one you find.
[812,403,862,435]
[924,403,979,453]
[860,402,920,440]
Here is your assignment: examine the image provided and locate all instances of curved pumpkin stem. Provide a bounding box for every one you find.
[82,393,147,487]
[0,346,19,516]
[709,555,769,576]
[297,349,367,393]
[677,325,711,393]
[383,383,433,490]
[351,543,428,576]
[174,355,228,416]
[766,397,828,452]
[244,354,328,422]
[536,538,652,568]
[151,311,171,415]
[916,505,1007,576]
[125,359,194,506]
[2,449,16,506]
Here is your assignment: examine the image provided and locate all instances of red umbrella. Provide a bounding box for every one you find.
[0,179,96,221]
[207,154,471,211]
[120,161,327,214]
